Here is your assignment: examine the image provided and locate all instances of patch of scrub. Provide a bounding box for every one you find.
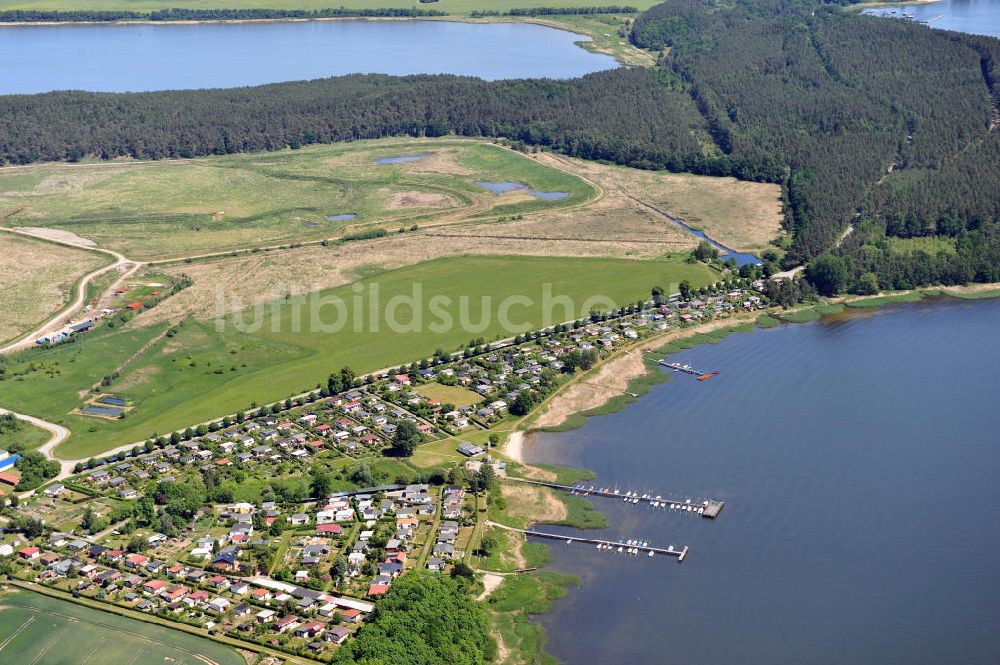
[376,153,432,165]
[476,181,568,200]
[327,213,357,222]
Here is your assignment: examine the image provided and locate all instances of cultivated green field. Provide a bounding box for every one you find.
[0,254,717,458]
[0,139,593,260]
[0,0,660,14]
[0,590,243,665]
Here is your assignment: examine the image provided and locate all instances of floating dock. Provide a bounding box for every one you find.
[491,522,689,561]
[505,477,725,519]
[659,359,719,381]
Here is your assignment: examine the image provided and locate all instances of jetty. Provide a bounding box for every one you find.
[658,359,719,381]
[489,521,689,561]
[504,477,725,519]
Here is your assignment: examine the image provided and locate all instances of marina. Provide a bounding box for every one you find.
[490,522,690,561]
[503,476,725,518]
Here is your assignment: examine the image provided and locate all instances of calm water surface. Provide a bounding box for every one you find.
[863,0,1000,38]
[0,20,618,94]
[525,298,1000,665]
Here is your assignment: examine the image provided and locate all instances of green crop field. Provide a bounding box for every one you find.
[0,138,593,260]
[0,0,660,15]
[0,254,717,458]
[0,590,243,665]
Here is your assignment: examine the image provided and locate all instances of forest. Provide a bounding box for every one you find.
[1,0,999,294]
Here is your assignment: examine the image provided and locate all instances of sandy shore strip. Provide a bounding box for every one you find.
[504,430,525,464]
[477,573,505,601]
[532,314,758,430]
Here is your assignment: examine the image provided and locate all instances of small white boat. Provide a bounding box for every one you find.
[566,539,573,544]
[648,550,655,558]
[617,546,623,553]
[667,545,674,552]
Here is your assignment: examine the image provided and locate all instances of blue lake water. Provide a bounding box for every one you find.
[862,0,1000,38]
[376,154,433,165]
[0,20,618,94]
[524,298,1000,665]
[475,181,569,199]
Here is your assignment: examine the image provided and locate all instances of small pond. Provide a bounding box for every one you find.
[475,181,569,199]
[376,154,432,165]
[327,214,358,222]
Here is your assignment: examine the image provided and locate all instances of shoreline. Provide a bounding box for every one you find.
[515,282,1000,443]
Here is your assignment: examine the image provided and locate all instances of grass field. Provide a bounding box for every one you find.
[0,254,716,458]
[0,418,50,451]
[0,233,108,344]
[414,382,482,407]
[533,154,785,254]
[0,590,243,665]
[0,139,592,260]
[886,236,956,255]
[0,0,661,14]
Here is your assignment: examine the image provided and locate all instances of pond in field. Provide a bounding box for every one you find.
[0,20,619,94]
[524,297,1000,665]
[327,213,357,222]
[376,154,433,165]
[476,180,569,199]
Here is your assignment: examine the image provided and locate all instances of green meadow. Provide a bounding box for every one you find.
[0,139,592,260]
[0,590,244,665]
[0,255,717,458]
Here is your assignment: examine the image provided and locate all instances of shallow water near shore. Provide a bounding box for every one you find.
[525,297,1000,665]
[0,20,618,94]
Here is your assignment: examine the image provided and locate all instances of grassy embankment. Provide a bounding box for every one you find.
[0,254,717,458]
[0,589,245,665]
[0,232,110,345]
[0,139,592,261]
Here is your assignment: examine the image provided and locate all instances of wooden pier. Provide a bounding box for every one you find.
[489,522,689,561]
[658,359,719,381]
[505,477,725,519]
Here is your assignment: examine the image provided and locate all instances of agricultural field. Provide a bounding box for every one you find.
[0,590,244,665]
[0,139,592,260]
[0,254,717,458]
[0,0,662,14]
[0,232,108,344]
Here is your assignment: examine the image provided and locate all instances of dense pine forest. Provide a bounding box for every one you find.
[2,0,999,294]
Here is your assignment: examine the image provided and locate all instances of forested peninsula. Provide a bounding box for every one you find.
[2,0,999,294]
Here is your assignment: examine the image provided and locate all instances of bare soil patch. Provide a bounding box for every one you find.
[11,226,97,247]
[404,148,473,176]
[501,484,567,523]
[387,190,456,209]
